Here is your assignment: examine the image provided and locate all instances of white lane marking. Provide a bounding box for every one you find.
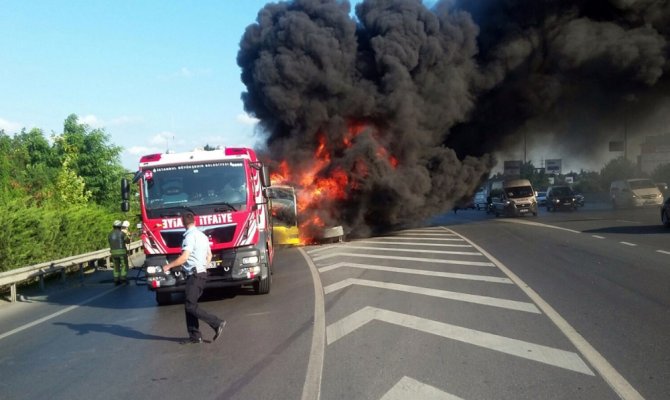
[381,376,464,400]
[326,306,592,375]
[444,227,644,400]
[317,262,513,284]
[370,236,465,242]
[615,220,640,224]
[395,232,459,236]
[334,245,483,257]
[312,252,495,267]
[656,250,670,255]
[0,285,121,341]
[306,245,342,255]
[355,240,472,248]
[323,279,540,313]
[298,248,326,400]
[496,218,581,234]
[592,235,606,239]
[620,242,637,247]
[399,229,456,234]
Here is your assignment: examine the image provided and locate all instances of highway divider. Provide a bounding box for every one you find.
[0,241,143,304]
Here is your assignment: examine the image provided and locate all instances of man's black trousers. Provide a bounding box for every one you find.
[184,272,222,340]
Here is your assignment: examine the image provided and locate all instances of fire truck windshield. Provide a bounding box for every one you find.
[142,162,248,216]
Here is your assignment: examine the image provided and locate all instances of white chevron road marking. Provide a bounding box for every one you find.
[395,232,460,236]
[355,240,472,248]
[323,279,540,313]
[380,376,465,400]
[326,306,594,376]
[313,252,495,267]
[331,245,483,256]
[371,236,465,242]
[443,227,644,400]
[317,262,512,284]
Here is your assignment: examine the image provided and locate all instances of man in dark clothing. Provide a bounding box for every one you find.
[108,220,129,285]
[163,212,226,344]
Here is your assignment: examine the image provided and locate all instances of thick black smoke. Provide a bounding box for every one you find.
[237,0,669,236]
[445,0,670,160]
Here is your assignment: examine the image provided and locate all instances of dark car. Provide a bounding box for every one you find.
[546,185,577,211]
[662,197,670,227]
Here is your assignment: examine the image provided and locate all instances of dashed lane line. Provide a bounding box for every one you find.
[317,262,513,284]
[656,250,670,255]
[0,285,121,341]
[323,278,540,313]
[495,218,581,234]
[620,242,637,247]
[592,235,606,239]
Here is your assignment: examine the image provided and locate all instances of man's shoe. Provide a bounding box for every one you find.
[213,320,227,342]
[180,337,203,345]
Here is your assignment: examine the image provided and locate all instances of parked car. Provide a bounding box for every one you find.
[610,178,664,208]
[662,197,670,227]
[574,193,585,207]
[546,185,577,211]
[536,191,547,206]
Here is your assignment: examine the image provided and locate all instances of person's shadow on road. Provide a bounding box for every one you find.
[53,322,182,342]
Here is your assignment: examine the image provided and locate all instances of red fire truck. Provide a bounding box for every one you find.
[121,147,274,305]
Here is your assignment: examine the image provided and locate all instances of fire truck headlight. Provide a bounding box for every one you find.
[242,256,259,265]
[146,266,162,274]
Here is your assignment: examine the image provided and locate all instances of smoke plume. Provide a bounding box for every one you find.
[237,0,669,236]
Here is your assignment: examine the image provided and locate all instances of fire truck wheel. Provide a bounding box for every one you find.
[254,265,271,294]
[155,292,171,306]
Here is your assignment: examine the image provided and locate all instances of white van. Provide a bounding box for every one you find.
[490,179,538,217]
[610,179,663,208]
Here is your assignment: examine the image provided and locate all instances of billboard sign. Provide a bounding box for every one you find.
[545,159,562,175]
[503,160,522,177]
[609,141,624,152]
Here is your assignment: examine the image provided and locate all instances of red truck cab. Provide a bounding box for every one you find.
[122,147,274,305]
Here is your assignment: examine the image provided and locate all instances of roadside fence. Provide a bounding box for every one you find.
[0,241,143,303]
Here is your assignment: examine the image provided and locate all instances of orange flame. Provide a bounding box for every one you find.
[270,121,398,244]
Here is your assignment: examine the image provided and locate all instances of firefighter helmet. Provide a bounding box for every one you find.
[113,220,122,228]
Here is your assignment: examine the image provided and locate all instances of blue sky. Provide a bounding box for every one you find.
[0,1,303,170]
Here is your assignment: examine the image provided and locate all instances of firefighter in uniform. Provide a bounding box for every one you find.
[108,220,129,285]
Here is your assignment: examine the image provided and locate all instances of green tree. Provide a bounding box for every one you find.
[651,163,670,185]
[600,156,639,188]
[53,114,125,205]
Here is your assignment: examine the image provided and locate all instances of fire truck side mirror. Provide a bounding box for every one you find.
[121,200,130,212]
[121,178,130,201]
[261,166,271,187]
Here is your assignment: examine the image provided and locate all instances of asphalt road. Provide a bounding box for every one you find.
[1,203,668,399]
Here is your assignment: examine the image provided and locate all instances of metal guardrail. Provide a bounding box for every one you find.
[0,241,143,303]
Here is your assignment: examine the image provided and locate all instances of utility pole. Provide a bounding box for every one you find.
[524,131,527,164]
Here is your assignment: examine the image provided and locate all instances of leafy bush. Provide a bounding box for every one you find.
[0,199,124,272]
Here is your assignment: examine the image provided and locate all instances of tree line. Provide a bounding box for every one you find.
[495,157,670,194]
[0,114,129,272]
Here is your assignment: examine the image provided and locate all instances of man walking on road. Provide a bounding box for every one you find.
[163,212,226,345]
[108,220,129,285]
